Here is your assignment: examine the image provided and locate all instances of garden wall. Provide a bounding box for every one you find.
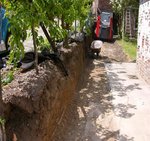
[1,37,92,141]
[137,0,150,84]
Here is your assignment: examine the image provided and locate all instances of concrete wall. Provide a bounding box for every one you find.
[137,0,150,84]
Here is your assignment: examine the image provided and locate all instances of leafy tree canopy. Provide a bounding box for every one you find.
[110,0,139,14]
[2,0,92,64]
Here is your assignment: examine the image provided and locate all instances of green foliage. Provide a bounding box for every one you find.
[83,14,94,35]
[110,0,139,38]
[2,0,92,64]
[0,117,5,125]
[38,38,50,51]
[2,71,14,86]
[110,0,139,14]
[117,39,137,60]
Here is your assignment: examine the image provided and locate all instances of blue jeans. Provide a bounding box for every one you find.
[0,11,2,44]
[0,7,5,44]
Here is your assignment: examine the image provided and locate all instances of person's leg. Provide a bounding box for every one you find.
[0,7,6,44]
[0,9,3,44]
[0,18,2,44]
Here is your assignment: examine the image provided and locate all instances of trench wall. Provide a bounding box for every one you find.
[2,38,92,141]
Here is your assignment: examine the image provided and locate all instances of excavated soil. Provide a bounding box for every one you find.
[0,40,129,141]
[1,42,87,141]
[52,41,130,141]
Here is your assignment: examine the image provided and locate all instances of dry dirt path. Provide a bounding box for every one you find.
[54,41,150,141]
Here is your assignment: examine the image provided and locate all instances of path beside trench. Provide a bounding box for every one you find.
[55,42,150,141]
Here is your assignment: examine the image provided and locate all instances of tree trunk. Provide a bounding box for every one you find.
[75,19,77,37]
[122,9,125,40]
[58,18,60,27]
[64,23,70,47]
[61,16,65,29]
[118,15,122,38]
[0,124,6,141]
[31,24,39,75]
[0,69,4,116]
[40,22,57,53]
[61,16,68,47]
[0,70,6,141]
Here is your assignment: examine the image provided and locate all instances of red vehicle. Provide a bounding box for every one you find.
[95,11,113,41]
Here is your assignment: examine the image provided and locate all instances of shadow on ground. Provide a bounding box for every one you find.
[54,57,136,141]
[53,41,138,141]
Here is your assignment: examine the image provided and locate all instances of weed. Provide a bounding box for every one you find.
[117,39,137,60]
[0,117,5,126]
[2,71,14,85]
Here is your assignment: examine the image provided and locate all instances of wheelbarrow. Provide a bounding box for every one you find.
[90,40,103,57]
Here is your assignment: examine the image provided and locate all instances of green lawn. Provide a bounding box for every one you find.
[117,39,137,60]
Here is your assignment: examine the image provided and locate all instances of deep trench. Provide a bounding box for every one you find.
[1,39,129,141]
[52,41,129,141]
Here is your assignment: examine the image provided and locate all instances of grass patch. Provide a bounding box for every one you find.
[117,39,137,60]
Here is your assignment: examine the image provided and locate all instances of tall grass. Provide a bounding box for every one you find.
[117,39,137,60]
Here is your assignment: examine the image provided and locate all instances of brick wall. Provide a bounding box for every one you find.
[98,0,112,11]
[137,0,150,84]
[92,0,112,15]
